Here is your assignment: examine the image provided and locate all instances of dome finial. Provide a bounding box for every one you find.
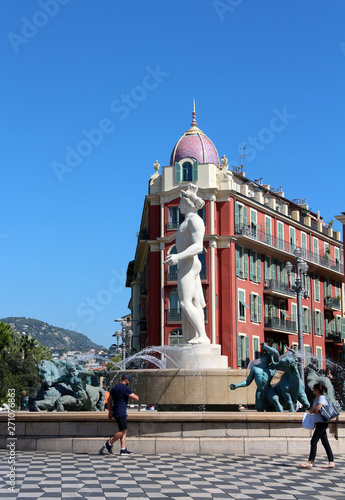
[191,99,197,127]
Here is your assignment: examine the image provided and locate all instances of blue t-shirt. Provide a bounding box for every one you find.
[313,395,328,423]
[110,383,133,418]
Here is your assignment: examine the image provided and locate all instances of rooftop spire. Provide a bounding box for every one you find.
[191,99,197,127]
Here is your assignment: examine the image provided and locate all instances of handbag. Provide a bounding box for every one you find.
[302,412,315,429]
[319,401,339,422]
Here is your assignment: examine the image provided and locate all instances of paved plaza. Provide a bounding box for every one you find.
[0,450,344,500]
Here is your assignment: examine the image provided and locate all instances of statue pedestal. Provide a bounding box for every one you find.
[166,343,228,370]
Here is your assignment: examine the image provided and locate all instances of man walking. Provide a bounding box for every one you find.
[103,374,139,456]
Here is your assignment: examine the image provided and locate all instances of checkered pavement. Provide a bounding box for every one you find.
[1,449,344,499]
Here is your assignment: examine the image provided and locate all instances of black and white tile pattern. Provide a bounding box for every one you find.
[1,450,344,499]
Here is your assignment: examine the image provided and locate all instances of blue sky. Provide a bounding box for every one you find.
[1,0,345,349]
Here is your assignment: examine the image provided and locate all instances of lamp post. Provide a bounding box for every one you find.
[113,319,133,361]
[285,248,309,384]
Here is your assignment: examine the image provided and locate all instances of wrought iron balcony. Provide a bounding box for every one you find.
[167,267,207,282]
[235,225,344,274]
[264,279,295,296]
[264,316,297,333]
[325,331,342,342]
[324,297,341,310]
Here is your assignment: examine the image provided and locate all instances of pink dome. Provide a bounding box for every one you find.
[170,107,219,166]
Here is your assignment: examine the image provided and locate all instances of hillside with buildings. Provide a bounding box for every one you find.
[1,317,105,353]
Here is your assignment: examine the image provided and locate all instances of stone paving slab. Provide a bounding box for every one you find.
[0,450,344,499]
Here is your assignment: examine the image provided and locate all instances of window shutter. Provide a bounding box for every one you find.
[324,279,327,297]
[315,275,320,301]
[258,296,262,323]
[250,294,254,322]
[265,256,269,281]
[237,335,242,367]
[314,311,318,335]
[244,248,248,278]
[243,206,247,227]
[257,253,261,283]
[341,317,345,339]
[253,337,259,359]
[245,336,250,366]
[331,317,335,333]
[192,160,198,181]
[175,162,181,183]
[249,250,254,281]
[235,245,240,277]
[337,316,341,334]
[320,311,323,336]
[308,309,311,332]
[329,282,332,297]
[235,203,239,230]
[272,259,276,281]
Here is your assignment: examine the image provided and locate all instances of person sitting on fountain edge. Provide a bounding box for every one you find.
[102,374,139,456]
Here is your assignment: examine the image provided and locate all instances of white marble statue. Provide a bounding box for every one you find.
[164,184,210,344]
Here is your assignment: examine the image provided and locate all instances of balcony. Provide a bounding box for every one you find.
[167,267,207,282]
[324,297,341,310]
[325,331,342,342]
[235,225,344,274]
[264,279,295,297]
[167,308,208,322]
[264,316,296,333]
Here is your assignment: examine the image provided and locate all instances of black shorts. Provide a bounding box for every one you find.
[114,417,128,432]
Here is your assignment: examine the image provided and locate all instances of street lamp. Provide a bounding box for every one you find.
[285,247,309,383]
[113,319,133,361]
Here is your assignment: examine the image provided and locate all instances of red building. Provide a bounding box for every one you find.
[126,108,344,370]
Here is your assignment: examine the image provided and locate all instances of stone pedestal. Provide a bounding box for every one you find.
[165,343,228,369]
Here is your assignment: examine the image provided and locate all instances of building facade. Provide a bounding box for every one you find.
[126,109,345,370]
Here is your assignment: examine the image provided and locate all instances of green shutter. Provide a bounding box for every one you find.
[324,279,327,298]
[243,206,247,227]
[320,311,323,335]
[244,248,248,278]
[239,290,245,320]
[237,335,242,367]
[341,318,345,339]
[265,256,269,281]
[192,160,198,181]
[308,309,311,333]
[175,162,181,183]
[253,337,259,359]
[315,274,320,301]
[257,253,261,283]
[235,244,240,277]
[250,294,254,322]
[337,316,342,334]
[272,259,276,281]
[235,203,239,230]
[258,296,262,323]
[314,311,318,335]
[249,250,254,281]
[331,317,335,333]
[245,336,250,366]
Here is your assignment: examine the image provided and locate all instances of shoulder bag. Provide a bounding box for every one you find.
[319,400,339,422]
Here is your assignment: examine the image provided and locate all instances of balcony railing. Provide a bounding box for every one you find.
[167,308,208,322]
[167,268,207,281]
[235,225,344,273]
[324,297,341,310]
[264,316,297,333]
[325,331,342,342]
[264,279,295,296]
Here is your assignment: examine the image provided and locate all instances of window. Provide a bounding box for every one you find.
[336,316,342,334]
[289,227,295,251]
[167,246,178,281]
[324,277,332,298]
[237,334,250,368]
[250,209,258,236]
[314,310,323,336]
[316,347,322,370]
[335,247,340,264]
[168,207,181,229]
[238,290,250,321]
[313,237,319,261]
[168,288,180,321]
[249,250,261,282]
[302,307,311,333]
[304,345,312,366]
[291,303,297,332]
[265,216,272,244]
[253,337,260,359]
[314,273,320,301]
[175,160,198,183]
[169,329,184,345]
[250,293,262,323]
[236,245,248,279]
[301,232,307,253]
[234,202,247,231]
[277,221,284,249]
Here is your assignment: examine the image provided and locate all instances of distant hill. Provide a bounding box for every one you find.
[1,317,105,352]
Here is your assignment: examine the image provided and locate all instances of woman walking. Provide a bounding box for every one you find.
[300,382,335,469]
